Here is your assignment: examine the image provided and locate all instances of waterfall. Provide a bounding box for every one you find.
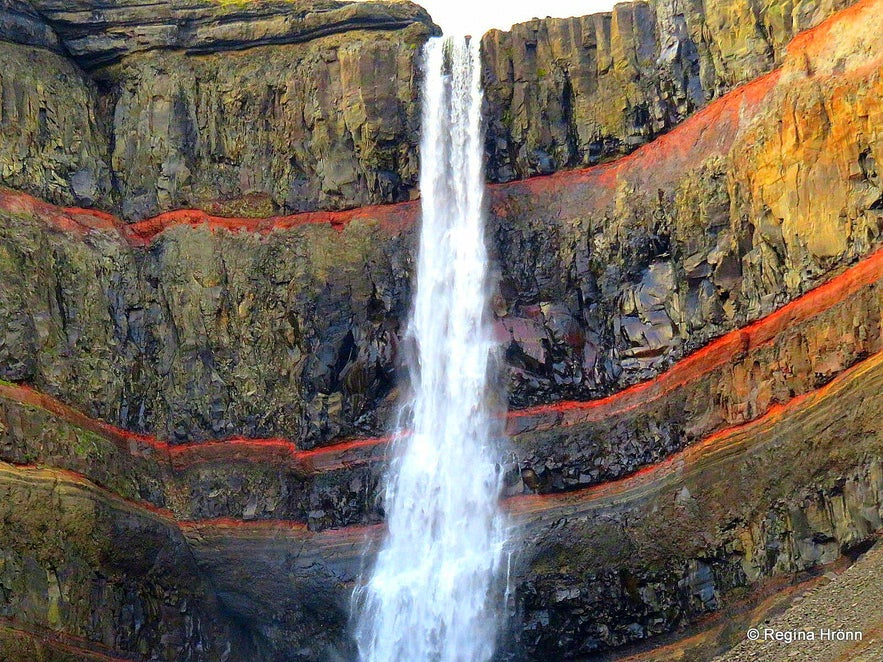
[353,36,509,662]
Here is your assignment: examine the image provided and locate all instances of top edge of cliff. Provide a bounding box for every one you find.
[0,0,441,68]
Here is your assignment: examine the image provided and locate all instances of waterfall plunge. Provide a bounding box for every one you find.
[353,37,509,662]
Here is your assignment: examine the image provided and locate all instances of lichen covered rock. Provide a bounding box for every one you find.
[481,0,853,181]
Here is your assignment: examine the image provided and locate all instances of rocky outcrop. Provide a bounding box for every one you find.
[490,0,883,407]
[103,30,428,219]
[2,0,883,659]
[26,0,435,68]
[0,461,256,661]
[0,191,414,446]
[0,43,111,209]
[0,238,880,541]
[4,335,878,660]
[482,0,853,181]
[2,0,858,220]
[0,1,436,218]
[503,349,883,659]
[0,0,63,51]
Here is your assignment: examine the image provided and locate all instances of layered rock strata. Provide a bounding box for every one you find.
[503,349,883,659]
[0,0,436,217]
[2,244,881,532]
[2,0,883,659]
[3,0,882,448]
[481,0,853,180]
[4,341,881,659]
[0,0,857,218]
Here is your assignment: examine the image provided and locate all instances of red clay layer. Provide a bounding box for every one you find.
[0,187,420,245]
[488,67,779,216]
[4,244,882,470]
[5,344,880,540]
[0,380,394,474]
[0,59,778,245]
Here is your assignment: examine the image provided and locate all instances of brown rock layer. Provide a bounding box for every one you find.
[25,0,436,68]
[0,0,857,218]
[0,462,257,661]
[502,348,883,659]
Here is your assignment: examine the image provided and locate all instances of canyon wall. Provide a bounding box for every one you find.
[1,0,436,218]
[481,0,854,180]
[2,0,883,660]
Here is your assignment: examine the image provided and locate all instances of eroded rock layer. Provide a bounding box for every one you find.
[481,0,854,180]
[0,0,436,217]
[2,0,883,659]
[3,343,881,659]
[2,244,881,533]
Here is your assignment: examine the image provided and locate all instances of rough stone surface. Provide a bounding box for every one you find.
[715,542,883,662]
[481,0,854,181]
[26,0,436,68]
[0,0,882,660]
[0,0,857,218]
[500,349,883,660]
[0,43,111,208]
[103,31,428,219]
[0,202,413,446]
[0,462,255,661]
[0,0,63,51]
[0,1,435,218]
[488,1,883,408]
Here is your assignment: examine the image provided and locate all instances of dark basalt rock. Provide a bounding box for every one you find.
[0,0,63,51]
[24,0,437,69]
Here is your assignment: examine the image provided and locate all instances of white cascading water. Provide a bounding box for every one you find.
[353,36,509,661]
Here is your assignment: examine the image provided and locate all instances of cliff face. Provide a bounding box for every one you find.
[2,0,856,220]
[0,194,413,446]
[2,0,883,660]
[0,0,436,218]
[5,0,877,449]
[481,0,854,180]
